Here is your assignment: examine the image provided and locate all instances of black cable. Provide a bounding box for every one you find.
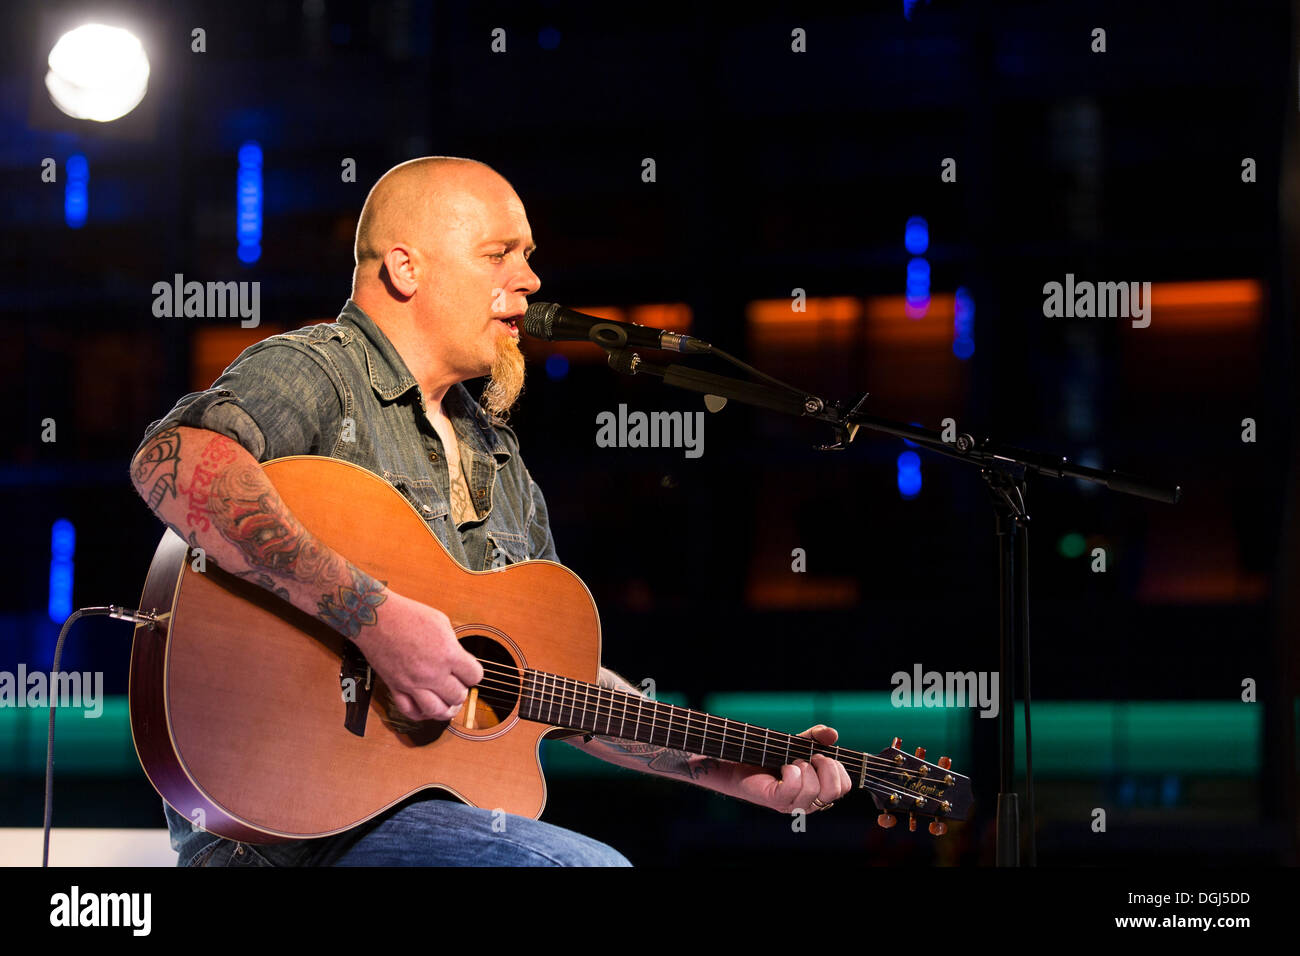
[707,345,819,401]
[42,605,159,867]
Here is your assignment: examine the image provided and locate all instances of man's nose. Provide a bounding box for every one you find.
[516,261,540,296]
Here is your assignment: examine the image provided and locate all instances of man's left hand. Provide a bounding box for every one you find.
[723,724,853,813]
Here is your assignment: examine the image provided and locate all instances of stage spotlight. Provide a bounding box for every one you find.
[45,24,150,122]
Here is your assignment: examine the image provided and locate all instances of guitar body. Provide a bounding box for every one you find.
[129,455,602,843]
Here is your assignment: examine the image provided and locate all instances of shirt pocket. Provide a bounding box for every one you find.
[484,530,528,570]
[383,471,449,524]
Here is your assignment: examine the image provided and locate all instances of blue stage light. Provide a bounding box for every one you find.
[539,26,561,49]
[906,262,930,302]
[907,258,930,288]
[237,141,263,264]
[904,218,931,317]
[64,153,88,229]
[906,258,930,317]
[953,285,975,359]
[48,519,75,623]
[545,353,569,380]
[51,520,74,557]
[896,451,921,497]
[904,216,928,256]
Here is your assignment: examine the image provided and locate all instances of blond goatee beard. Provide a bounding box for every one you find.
[479,335,526,424]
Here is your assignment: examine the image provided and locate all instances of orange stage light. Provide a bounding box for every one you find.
[1146,280,1262,331]
[746,296,862,349]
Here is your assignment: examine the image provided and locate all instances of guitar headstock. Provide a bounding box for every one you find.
[863,737,974,836]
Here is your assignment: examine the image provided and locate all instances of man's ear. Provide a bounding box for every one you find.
[381,245,420,298]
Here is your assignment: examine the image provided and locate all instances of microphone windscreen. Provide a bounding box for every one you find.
[523,302,561,340]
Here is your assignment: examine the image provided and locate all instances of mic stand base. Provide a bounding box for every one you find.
[996,791,1021,867]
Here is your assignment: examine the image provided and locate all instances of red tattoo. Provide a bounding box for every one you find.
[178,437,241,532]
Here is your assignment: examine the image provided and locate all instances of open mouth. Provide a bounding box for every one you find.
[495,313,522,334]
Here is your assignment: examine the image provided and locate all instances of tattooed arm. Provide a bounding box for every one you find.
[131,424,388,632]
[129,424,482,722]
[563,667,855,812]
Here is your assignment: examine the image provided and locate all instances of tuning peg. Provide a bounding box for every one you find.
[877,813,897,829]
[929,820,948,836]
[908,813,918,832]
[891,736,902,749]
[914,746,926,760]
[938,755,954,783]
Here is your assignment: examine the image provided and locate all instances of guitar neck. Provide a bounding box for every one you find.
[520,669,872,784]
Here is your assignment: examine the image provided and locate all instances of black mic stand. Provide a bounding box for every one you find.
[601,345,1181,866]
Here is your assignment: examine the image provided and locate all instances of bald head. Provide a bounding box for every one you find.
[351,156,520,296]
[344,155,540,411]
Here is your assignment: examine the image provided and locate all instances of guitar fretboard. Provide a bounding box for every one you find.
[520,669,871,781]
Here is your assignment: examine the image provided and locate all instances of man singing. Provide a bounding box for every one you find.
[129,156,851,866]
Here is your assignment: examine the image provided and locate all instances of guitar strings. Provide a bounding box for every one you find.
[439,670,950,813]
[467,665,906,774]
[473,673,950,814]
[467,668,943,811]
[442,657,953,788]
[466,660,931,776]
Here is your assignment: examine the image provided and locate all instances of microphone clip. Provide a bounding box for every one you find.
[814,392,869,452]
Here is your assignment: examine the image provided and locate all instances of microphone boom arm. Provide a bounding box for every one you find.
[601,346,1180,503]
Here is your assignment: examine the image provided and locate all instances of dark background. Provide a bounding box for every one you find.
[1,0,1297,866]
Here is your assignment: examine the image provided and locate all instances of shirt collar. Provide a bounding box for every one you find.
[336,299,512,467]
[338,299,419,401]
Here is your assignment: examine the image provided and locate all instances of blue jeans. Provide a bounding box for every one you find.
[173,799,631,867]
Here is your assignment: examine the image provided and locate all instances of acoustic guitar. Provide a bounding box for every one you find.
[129,456,973,844]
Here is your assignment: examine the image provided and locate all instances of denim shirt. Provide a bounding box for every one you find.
[133,299,559,865]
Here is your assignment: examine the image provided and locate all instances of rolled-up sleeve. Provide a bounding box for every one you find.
[133,340,345,464]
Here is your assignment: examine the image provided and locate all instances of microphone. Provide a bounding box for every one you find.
[522,302,712,354]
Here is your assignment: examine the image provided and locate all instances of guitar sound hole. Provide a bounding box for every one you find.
[455,634,520,731]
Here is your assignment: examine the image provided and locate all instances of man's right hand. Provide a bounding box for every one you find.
[352,591,484,723]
